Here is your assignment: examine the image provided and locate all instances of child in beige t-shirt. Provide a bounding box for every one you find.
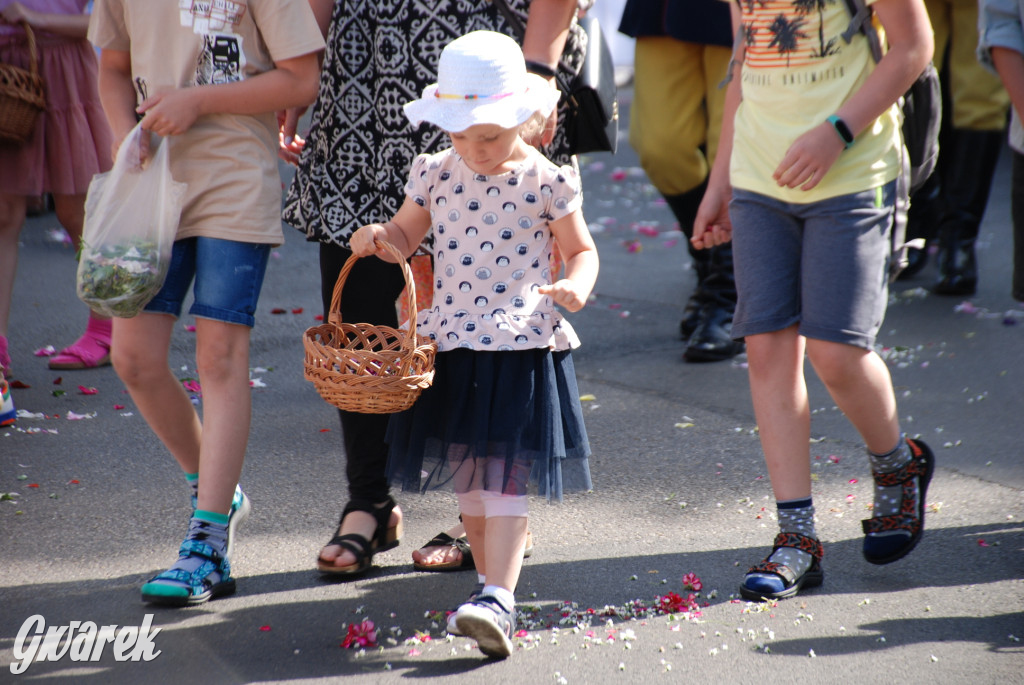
[88,0,323,607]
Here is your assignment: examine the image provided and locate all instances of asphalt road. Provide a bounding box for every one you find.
[1,91,1022,684]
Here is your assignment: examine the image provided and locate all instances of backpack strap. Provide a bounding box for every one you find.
[841,0,884,63]
[717,19,745,90]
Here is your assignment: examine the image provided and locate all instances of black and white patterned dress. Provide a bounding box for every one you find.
[281,0,589,250]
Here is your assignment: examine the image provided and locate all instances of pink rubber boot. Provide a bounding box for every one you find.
[49,315,112,370]
[0,335,10,377]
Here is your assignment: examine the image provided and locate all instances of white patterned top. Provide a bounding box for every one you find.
[406,147,583,352]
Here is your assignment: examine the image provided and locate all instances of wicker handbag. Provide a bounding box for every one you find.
[303,241,437,414]
[0,22,46,144]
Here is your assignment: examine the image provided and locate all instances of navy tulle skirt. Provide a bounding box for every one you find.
[385,348,592,501]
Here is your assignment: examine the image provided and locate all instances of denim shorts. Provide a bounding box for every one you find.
[729,182,895,350]
[144,237,271,327]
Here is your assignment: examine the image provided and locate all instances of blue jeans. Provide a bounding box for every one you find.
[144,237,271,327]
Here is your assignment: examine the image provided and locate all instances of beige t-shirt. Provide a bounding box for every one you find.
[88,0,324,244]
[728,0,901,203]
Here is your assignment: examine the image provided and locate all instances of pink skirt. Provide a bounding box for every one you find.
[0,31,112,196]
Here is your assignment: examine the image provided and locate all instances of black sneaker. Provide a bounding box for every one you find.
[454,593,515,658]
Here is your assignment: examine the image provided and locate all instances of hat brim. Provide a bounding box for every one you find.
[404,79,561,133]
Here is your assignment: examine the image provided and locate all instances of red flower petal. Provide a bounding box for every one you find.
[271,308,286,314]
[291,308,304,314]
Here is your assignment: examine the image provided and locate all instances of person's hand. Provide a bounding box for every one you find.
[350,224,387,257]
[691,183,733,250]
[538,278,587,312]
[0,3,35,26]
[277,106,307,165]
[137,89,202,136]
[522,76,559,149]
[110,126,151,170]
[773,123,844,191]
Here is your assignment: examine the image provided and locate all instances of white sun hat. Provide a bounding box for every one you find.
[404,30,561,133]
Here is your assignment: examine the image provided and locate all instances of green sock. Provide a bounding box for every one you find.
[186,472,199,507]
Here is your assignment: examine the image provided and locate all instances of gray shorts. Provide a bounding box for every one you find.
[729,182,895,350]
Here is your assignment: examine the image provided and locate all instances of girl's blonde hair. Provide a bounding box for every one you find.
[520,109,549,143]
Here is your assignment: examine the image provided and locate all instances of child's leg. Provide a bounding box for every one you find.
[807,338,933,564]
[0,192,27,348]
[740,327,824,600]
[805,339,899,454]
[454,491,527,658]
[192,317,252,515]
[47,193,113,370]
[479,493,528,594]
[747,326,811,501]
[111,313,202,474]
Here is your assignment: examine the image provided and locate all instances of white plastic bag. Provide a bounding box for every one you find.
[76,123,186,318]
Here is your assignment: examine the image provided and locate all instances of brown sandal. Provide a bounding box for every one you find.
[412,529,534,572]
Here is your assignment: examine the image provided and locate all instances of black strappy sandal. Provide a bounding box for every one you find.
[317,496,402,577]
[740,532,824,601]
[862,438,935,565]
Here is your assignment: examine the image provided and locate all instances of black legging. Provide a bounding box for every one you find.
[319,242,408,504]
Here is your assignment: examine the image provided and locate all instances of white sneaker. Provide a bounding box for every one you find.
[454,594,515,659]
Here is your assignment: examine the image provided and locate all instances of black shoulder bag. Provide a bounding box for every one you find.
[491,1,618,155]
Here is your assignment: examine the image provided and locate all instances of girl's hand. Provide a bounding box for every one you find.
[110,127,151,170]
[0,3,33,25]
[538,279,587,312]
[277,107,307,165]
[137,89,202,136]
[350,224,387,257]
[773,123,844,191]
[691,183,732,250]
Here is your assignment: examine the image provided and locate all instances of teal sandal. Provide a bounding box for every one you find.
[142,538,235,607]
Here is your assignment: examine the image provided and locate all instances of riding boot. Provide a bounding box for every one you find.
[899,171,941,280]
[933,129,1005,296]
[664,182,709,340]
[685,242,744,362]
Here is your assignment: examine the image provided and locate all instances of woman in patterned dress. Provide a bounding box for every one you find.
[281,0,590,578]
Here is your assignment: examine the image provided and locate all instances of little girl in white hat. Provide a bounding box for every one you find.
[350,30,598,659]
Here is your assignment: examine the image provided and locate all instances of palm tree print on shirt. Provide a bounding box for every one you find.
[741,0,847,69]
[793,0,841,57]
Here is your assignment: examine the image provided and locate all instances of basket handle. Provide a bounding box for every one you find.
[19,22,38,78]
[328,239,420,350]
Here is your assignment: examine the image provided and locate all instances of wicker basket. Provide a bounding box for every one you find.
[0,22,46,144]
[303,240,437,413]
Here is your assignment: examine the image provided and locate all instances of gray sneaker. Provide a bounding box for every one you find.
[454,593,515,658]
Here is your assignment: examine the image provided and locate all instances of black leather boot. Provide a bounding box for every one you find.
[933,129,1005,296]
[685,243,744,362]
[898,171,942,280]
[665,183,709,340]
